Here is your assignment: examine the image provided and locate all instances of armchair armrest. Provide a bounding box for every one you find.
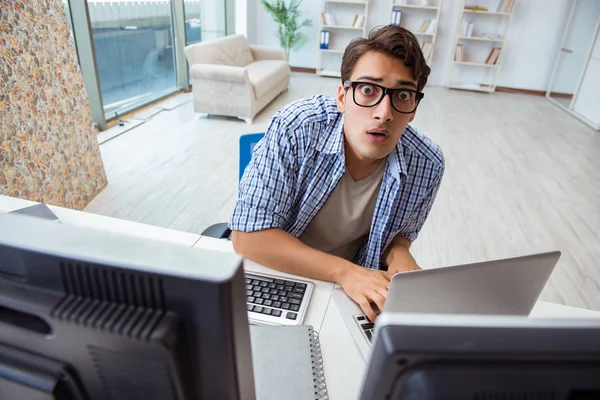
[190,64,249,83]
[250,45,287,62]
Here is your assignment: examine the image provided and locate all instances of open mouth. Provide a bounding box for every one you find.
[367,129,388,142]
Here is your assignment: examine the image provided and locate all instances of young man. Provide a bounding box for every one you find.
[229,25,444,322]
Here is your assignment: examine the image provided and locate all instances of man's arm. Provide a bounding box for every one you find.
[233,228,392,322]
[383,235,421,274]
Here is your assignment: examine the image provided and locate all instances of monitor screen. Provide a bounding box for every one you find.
[0,213,255,400]
[360,312,600,400]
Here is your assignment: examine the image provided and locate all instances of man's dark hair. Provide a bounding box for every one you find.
[341,25,431,91]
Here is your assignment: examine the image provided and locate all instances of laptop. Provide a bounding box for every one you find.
[332,251,561,359]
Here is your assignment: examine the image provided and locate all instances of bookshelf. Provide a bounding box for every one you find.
[317,0,371,78]
[389,0,443,66]
[446,0,516,93]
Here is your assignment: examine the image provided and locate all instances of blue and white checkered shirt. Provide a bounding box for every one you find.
[229,95,444,270]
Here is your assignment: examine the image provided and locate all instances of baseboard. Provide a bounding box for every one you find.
[494,87,573,99]
[290,66,317,74]
[495,86,546,96]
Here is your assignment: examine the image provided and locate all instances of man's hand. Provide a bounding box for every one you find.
[337,264,393,322]
[384,235,422,275]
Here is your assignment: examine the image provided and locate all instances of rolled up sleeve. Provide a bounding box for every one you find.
[229,112,298,232]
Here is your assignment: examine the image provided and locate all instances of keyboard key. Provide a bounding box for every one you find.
[284,285,294,292]
[290,304,300,312]
[276,284,285,290]
[254,306,263,313]
[289,298,301,305]
[271,295,279,302]
[254,293,262,299]
[246,278,252,283]
[296,283,307,289]
[273,301,282,308]
[247,304,254,312]
[278,290,288,296]
[246,284,253,290]
[357,316,366,321]
[263,308,272,315]
[284,280,297,287]
[282,303,290,310]
[272,309,282,317]
[247,296,256,303]
[293,287,305,294]
[262,294,271,300]
[290,293,303,300]
[246,289,253,296]
[269,289,278,295]
[255,298,264,305]
[251,279,260,285]
[264,300,273,307]
[286,312,297,320]
[260,281,268,287]
[267,282,277,289]
[275,279,285,285]
[261,287,270,293]
[361,322,375,330]
[280,297,289,303]
[366,329,373,341]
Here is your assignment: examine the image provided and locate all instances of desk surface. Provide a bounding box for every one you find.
[3,194,600,400]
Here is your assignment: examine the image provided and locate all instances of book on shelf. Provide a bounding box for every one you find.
[464,5,488,11]
[496,0,515,12]
[418,19,431,32]
[454,44,464,62]
[421,41,433,60]
[460,19,474,37]
[485,47,502,64]
[391,9,402,26]
[321,12,336,26]
[319,30,330,49]
[425,18,436,34]
[352,14,365,28]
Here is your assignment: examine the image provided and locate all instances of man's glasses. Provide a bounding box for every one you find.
[343,80,424,114]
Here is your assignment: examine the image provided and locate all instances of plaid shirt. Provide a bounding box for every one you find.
[229,95,444,270]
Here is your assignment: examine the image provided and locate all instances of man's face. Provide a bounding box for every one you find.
[337,51,419,163]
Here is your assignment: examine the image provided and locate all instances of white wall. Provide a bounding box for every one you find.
[251,0,574,91]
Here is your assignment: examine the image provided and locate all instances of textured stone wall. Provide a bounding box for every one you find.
[0,0,107,209]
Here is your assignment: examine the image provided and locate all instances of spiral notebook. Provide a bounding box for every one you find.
[249,325,328,400]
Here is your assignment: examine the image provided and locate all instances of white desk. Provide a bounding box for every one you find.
[3,194,600,400]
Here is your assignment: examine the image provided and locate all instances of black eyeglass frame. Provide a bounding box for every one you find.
[343,80,425,114]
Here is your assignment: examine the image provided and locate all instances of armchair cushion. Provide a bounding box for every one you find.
[184,34,254,67]
[250,45,287,62]
[246,60,290,99]
[190,64,249,83]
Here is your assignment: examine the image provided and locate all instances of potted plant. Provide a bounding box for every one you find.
[261,0,312,61]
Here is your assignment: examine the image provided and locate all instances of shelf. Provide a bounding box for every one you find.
[392,4,439,10]
[454,61,499,67]
[320,49,345,53]
[462,10,511,15]
[318,69,342,78]
[322,25,364,30]
[448,83,494,93]
[325,0,367,3]
[458,36,504,42]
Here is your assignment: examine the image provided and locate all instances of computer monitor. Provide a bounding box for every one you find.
[0,213,255,400]
[360,312,600,400]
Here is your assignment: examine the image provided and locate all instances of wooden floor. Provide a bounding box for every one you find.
[85,72,600,311]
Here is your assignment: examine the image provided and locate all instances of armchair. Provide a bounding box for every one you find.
[184,35,290,124]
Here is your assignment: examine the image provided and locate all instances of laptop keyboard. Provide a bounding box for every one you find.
[356,315,375,342]
[245,273,308,322]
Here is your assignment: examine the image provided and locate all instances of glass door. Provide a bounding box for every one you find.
[87,0,178,118]
[546,0,600,110]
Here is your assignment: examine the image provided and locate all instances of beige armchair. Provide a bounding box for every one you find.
[184,35,290,124]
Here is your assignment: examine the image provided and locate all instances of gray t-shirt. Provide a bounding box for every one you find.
[299,160,386,261]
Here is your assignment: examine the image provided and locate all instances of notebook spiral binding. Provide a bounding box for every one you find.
[308,327,329,400]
